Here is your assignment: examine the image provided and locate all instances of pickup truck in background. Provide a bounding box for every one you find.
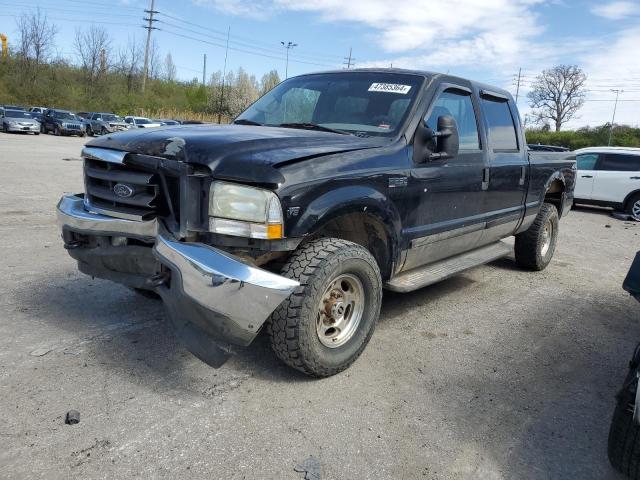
[56,69,575,377]
[574,147,640,220]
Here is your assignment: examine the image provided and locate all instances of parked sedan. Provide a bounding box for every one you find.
[86,112,130,136]
[574,147,640,220]
[41,109,86,137]
[1,109,40,134]
[123,116,162,128]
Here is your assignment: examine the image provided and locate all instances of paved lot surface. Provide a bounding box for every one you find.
[1,132,638,479]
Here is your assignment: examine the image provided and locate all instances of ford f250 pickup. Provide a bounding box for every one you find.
[56,69,576,377]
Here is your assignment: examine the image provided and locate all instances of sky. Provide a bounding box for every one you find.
[1,0,639,128]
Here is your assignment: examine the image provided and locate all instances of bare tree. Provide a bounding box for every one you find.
[148,39,161,80]
[14,8,57,84]
[74,26,111,91]
[528,65,587,132]
[226,67,260,117]
[116,36,142,93]
[260,70,281,95]
[164,53,177,82]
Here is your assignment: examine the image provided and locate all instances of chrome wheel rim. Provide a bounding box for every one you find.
[316,273,365,348]
[541,219,553,257]
[633,200,640,221]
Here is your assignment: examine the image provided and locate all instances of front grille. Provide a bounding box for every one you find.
[84,158,161,220]
[65,123,82,130]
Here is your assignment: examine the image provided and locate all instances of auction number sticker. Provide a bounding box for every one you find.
[368,83,412,94]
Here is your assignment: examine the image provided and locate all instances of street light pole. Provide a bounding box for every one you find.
[608,89,623,146]
[280,41,297,79]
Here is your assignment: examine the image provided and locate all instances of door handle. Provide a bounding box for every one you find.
[519,166,526,186]
[631,176,640,180]
[581,175,593,178]
[482,168,490,191]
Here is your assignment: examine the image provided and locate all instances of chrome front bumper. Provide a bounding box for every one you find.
[57,194,299,365]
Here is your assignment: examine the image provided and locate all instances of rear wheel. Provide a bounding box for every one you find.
[267,238,382,377]
[2,123,7,133]
[515,202,559,271]
[626,193,640,221]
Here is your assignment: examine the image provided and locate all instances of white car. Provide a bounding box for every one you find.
[123,116,162,128]
[574,147,640,220]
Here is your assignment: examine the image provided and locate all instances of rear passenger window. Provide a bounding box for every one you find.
[598,154,640,172]
[576,153,598,170]
[481,97,519,151]
[426,90,480,150]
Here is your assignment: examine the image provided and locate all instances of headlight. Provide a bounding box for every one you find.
[208,181,284,239]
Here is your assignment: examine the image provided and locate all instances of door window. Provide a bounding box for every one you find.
[597,153,640,172]
[576,153,598,170]
[425,90,480,150]
[481,97,519,151]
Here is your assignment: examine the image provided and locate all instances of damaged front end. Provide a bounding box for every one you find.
[56,147,298,367]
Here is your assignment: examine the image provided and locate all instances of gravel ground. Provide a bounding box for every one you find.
[0,132,638,479]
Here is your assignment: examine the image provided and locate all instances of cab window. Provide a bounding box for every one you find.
[426,90,480,150]
[481,97,519,151]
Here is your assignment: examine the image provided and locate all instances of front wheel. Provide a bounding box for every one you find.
[54,126,61,136]
[514,202,559,271]
[267,238,382,377]
[626,193,640,222]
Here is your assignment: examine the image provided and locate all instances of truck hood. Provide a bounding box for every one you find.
[86,124,382,185]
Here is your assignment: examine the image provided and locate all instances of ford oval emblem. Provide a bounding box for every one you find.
[113,183,134,198]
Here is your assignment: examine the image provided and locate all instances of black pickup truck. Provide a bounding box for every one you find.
[57,69,575,377]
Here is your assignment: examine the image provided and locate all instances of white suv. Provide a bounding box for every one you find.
[574,147,640,220]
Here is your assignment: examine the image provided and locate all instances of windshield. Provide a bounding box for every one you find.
[101,114,120,122]
[135,117,151,124]
[6,110,34,119]
[54,111,78,120]
[236,72,425,137]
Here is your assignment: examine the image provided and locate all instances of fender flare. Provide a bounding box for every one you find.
[288,185,403,272]
[541,171,569,216]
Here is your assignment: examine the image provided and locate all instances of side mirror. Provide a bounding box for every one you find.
[431,115,459,160]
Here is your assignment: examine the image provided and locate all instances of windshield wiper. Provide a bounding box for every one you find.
[276,122,350,135]
[233,118,263,126]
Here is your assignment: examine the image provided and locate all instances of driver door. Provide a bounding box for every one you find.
[403,84,489,270]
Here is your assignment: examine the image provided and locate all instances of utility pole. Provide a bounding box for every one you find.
[141,0,158,93]
[608,89,623,146]
[218,26,230,124]
[514,67,522,103]
[343,47,355,69]
[202,54,207,85]
[281,41,297,79]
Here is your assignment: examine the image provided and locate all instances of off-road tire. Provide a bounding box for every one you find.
[54,126,61,136]
[515,202,559,271]
[267,238,383,377]
[626,193,640,222]
[86,126,93,136]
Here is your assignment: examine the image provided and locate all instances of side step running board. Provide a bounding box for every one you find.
[385,241,513,293]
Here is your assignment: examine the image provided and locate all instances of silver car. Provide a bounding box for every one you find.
[86,112,130,136]
[1,109,40,134]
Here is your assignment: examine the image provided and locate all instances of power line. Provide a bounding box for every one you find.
[157,27,336,68]
[155,10,344,62]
